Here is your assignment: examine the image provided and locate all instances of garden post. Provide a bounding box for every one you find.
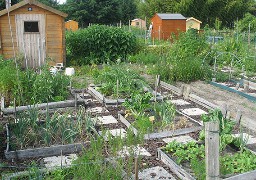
[135,156,138,180]
[235,109,242,125]
[220,104,227,118]
[205,121,220,180]
[1,96,4,109]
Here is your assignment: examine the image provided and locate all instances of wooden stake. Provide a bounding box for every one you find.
[220,104,227,118]
[235,109,242,125]
[116,79,119,106]
[205,121,220,180]
[135,156,139,180]
[1,96,4,109]
[154,75,160,102]
[75,93,77,111]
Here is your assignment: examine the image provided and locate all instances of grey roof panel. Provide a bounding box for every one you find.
[157,13,186,20]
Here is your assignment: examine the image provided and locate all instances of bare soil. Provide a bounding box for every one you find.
[176,81,256,132]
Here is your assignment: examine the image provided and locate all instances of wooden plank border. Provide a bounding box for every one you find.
[158,148,195,180]
[158,148,256,180]
[118,114,138,136]
[1,100,84,115]
[144,126,202,140]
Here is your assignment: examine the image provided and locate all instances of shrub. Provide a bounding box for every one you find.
[150,31,211,82]
[66,25,139,65]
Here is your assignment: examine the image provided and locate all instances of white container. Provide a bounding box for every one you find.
[50,67,58,75]
[65,67,75,76]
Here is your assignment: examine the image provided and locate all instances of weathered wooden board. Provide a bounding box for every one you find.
[144,126,203,140]
[118,114,138,136]
[5,142,88,160]
[1,100,84,114]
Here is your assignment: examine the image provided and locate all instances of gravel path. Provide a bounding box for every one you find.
[176,81,256,132]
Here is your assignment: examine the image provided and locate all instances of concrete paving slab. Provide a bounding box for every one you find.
[163,135,196,144]
[99,128,127,140]
[118,145,151,157]
[43,154,77,168]
[86,107,109,114]
[169,99,190,106]
[131,166,176,180]
[232,133,256,145]
[181,108,208,116]
[97,115,118,125]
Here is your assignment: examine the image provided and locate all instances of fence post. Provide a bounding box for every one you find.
[205,121,220,180]
[1,96,4,109]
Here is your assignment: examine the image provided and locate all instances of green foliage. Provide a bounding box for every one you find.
[16,68,70,105]
[137,0,252,28]
[66,25,139,65]
[0,59,17,98]
[153,101,176,125]
[164,139,256,179]
[93,64,147,97]
[150,31,211,82]
[237,13,256,32]
[10,106,95,149]
[123,92,152,118]
[60,0,136,28]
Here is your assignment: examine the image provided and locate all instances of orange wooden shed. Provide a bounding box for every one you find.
[65,20,78,31]
[0,0,68,68]
[151,13,186,40]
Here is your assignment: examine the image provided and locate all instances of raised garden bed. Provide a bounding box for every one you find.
[158,145,256,180]
[4,106,97,160]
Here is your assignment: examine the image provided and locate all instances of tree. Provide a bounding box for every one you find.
[60,0,137,27]
[237,13,256,32]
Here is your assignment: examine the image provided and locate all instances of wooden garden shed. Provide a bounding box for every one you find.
[131,18,146,30]
[0,0,68,68]
[186,17,202,31]
[151,13,186,40]
[65,20,78,31]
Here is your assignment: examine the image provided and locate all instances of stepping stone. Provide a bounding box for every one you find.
[86,107,109,114]
[169,99,190,106]
[181,108,207,116]
[163,135,196,144]
[43,154,77,168]
[109,128,127,138]
[97,115,118,125]
[131,166,176,180]
[118,145,151,157]
[232,133,256,145]
[99,128,127,140]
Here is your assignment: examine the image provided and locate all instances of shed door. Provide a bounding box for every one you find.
[16,14,46,68]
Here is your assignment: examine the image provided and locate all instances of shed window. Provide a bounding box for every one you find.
[24,21,39,32]
[136,22,139,26]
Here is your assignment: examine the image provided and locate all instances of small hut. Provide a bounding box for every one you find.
[186,17,202,31]
[151,13,186,40]
[65,20,78,31]
[0,0,68,68]
[131,18,146,30]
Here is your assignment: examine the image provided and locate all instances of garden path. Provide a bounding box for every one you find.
[177,81,256,132]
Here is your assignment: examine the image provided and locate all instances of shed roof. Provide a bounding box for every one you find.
[156,13,186,20]
[186,17,202,23]
[0,0,68,17]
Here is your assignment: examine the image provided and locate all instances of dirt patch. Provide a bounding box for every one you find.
[176,81,256,132]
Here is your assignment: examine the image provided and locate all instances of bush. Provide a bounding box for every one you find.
[150,31,211,82]
[66,25,139,65]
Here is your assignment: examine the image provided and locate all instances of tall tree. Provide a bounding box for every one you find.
[61,0,137,27]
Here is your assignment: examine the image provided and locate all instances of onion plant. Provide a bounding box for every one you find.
[9,106,96,149]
